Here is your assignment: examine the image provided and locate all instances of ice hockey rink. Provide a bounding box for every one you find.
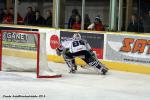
[0,59,150,100]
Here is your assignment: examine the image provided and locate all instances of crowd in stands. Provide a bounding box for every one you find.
[0,6,52,27]
[0,7,149,33]
[0,7,105,31]
[127,10,150,33]
[142,10,150,33]
[68,9,150,33]
[127,14,144,32]
[0,8,23,24]
[67,9,105,31]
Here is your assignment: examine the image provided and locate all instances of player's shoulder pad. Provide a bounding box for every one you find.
[64,38,73,41]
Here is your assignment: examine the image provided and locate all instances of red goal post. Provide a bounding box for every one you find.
[0,30,61,78]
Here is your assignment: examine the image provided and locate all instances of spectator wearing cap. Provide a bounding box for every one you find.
[88,16,105,31]
[68,9,81,29]
[72,15,81,30]
[24,6,35,25]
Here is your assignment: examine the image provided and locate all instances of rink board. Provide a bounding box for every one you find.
[3,47,150,74]
[0,24,150,74]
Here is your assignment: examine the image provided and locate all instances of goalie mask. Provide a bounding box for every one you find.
[73,33,81,40]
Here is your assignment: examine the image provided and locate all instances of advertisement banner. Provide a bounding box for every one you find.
[105,34,150,66]
[39,29,60,55]
[60,31,104,59]
[2,31,37,51]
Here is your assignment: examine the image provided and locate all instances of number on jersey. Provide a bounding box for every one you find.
[72,40,85,47]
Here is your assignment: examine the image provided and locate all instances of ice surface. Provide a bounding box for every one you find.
[0,61,150,100]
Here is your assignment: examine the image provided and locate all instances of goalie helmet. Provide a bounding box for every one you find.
[73,33,81,40]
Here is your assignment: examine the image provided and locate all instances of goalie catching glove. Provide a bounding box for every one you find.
[56,48,63,56]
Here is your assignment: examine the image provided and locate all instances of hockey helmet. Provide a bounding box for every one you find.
[73,33,81,40]
[95,16,102,23]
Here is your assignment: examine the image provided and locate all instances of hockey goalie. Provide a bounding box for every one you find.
[56,33,108,75]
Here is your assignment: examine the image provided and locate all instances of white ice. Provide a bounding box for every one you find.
[0,57,150,100]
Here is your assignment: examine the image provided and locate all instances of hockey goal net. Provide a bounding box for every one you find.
[0,30,61,78]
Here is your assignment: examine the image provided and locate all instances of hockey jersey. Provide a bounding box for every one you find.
[61,38,91,53]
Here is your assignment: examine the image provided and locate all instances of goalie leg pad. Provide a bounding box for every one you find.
[63,53,77,73]
[88,59,102,69]
[83,57,108,75]
[89,59,108,75]
[66,59,76,73]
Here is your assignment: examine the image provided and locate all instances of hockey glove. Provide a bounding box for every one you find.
[56,48,63,56]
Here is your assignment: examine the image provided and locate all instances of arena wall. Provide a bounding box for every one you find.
[1,24,150,74]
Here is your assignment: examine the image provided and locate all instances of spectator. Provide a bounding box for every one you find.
[34,11,45,26]
[127,14,144,32]
[1,9,8,23]
[17,13,24,24]
[3,8,14,24]
[68,9,81,29]
[143,10,150,33]
[3,8,23,24]
[0,9,5,23]
[24,6,35,25]
[84,14,91,30]
[72,15,81,30]
[45,10,52,27]
[88,16,105,31]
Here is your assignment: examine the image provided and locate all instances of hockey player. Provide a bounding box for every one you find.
[56,33,108,75]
